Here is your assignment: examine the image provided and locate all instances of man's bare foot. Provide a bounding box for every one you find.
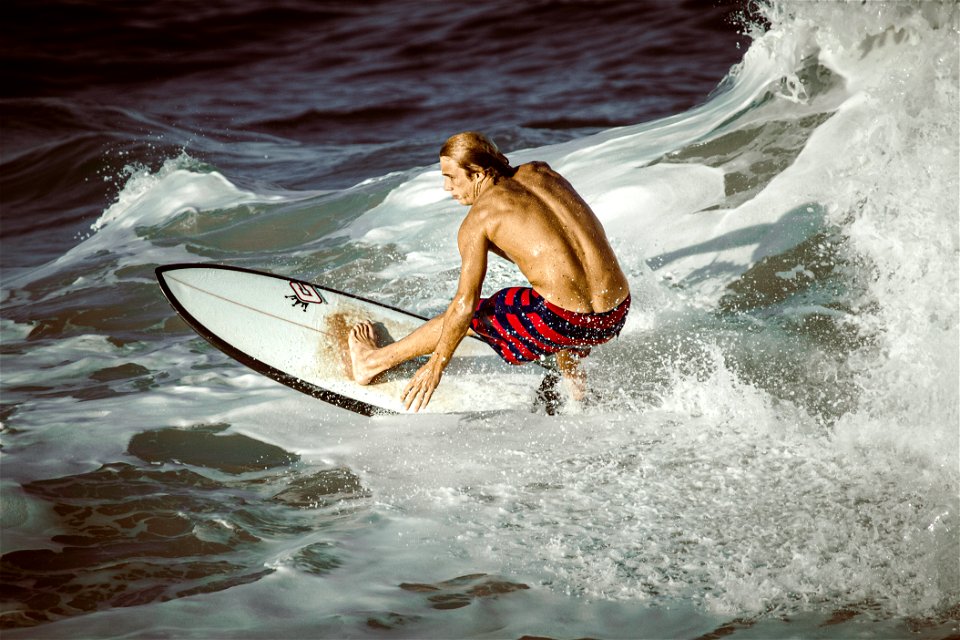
[348,322,381,385]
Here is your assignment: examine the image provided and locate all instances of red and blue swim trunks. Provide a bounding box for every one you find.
[470,287,631,365]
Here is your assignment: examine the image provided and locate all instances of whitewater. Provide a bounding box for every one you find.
[1,1,957,638]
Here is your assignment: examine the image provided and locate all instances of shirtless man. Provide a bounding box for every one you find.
[348,131,630,411]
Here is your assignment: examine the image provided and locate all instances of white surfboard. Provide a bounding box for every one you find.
[155,264,549,415]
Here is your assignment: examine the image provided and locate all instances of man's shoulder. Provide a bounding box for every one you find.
[480,179,530,214]
[517,160,551,173]
[515,161,563,188]
[462,184,522,233]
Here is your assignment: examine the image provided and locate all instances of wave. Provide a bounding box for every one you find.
[8,0,957,448]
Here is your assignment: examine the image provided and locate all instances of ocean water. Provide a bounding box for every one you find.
[1,0,958,638]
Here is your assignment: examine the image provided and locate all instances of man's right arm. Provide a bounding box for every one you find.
[400,209,490,411]
[432,210,490,363]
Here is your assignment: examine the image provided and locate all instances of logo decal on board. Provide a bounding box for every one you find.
[286,282,325,311]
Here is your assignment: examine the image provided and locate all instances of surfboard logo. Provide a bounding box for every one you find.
[286,281,325,311]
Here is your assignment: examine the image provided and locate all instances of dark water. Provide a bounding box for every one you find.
[1,0,747,275]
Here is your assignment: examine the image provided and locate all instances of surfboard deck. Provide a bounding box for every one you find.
[155,264,548,415]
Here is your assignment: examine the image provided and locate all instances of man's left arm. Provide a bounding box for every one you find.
[401,212,489,411]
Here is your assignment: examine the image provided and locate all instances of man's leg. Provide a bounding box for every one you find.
[348,315,446,385]
[555,349,587,401]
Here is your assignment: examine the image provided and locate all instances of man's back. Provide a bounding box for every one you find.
[473,161,629,314]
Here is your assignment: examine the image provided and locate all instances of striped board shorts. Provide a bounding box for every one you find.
[470,286,631,365]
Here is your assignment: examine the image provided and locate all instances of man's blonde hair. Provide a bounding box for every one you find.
[439,131,516,181]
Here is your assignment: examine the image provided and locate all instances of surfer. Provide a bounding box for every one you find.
[348,131,631,411]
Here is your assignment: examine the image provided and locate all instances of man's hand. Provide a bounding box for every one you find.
[401,355,446,412]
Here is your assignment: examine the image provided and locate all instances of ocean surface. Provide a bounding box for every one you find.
[1,0,958,638]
